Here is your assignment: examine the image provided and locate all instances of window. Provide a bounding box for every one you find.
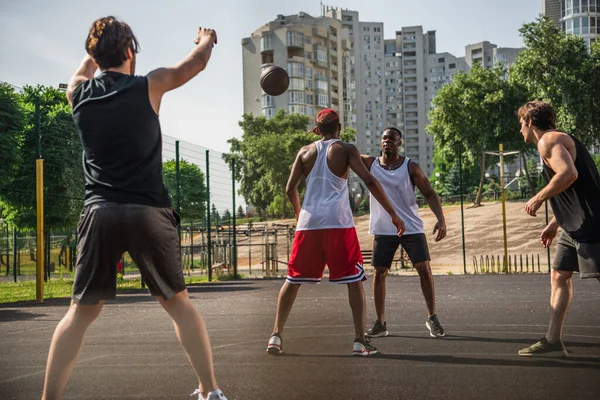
[363,26,370,32]
[574,17,581,34]
[288,91,305,104]
[317,50,327,62]
[263,107,275,119]
[305,51,312,60]
[449,63,456,69]
[306,80,313,89]
[286,31,304,47]
[438,57,445,63]
[305,36,312,44]
[583,0,589,12]
[287,62,304,78]
[364,35,370,42]
[316,80,328,91]
[306,106,314,117]
[288,105,306,115]
[262,94,273,108]
[306,94,313,105]
[305,67,313,80]
[318,94,328,107]
[583,16,589,34]
[574,0,580,13]
[404,51,416,57]
[260,35,272,52]
[290,78,304,91]
[374,35,381,43]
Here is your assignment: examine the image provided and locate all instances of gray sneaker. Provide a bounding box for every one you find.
[426,314,445,337]
[518,338,568,358]
[366,320,388,337]
[190,389,227,400]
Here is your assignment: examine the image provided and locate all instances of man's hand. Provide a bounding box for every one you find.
[540,222,559,248]
[432,219,447,242]
[391,214,405,237]
[194,27,217,46]
[525,195,543,217]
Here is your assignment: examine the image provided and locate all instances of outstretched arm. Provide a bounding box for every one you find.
[147,27,217,114]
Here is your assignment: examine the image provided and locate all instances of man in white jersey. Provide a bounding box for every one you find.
[363,127,447,338]
[266,109,405,356]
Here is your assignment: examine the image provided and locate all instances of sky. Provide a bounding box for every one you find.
[0,0,541,154]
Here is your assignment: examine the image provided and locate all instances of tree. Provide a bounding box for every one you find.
[162,159,206,223]
[428,65,527,206]
[210,204,220,224]
[237,205,245,219]
[224,109,356,216]
[0,83,24,197]
[223,209,231,223]
[510,16,600,146]
[0,85,84,230]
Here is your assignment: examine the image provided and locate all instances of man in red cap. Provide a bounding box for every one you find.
[266,108,405,356]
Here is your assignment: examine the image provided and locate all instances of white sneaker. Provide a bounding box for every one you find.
[190,388,227,400]
[267,334,283,355]
[352,338,378,356]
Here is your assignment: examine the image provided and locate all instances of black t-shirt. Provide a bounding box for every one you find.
[543,133,600,242]
[71,71,171,207]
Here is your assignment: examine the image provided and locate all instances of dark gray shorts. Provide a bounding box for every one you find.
[372,233,430,268]
[73,203,186,304]
[553,231,600,279]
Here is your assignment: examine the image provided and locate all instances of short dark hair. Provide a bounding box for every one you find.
[517,101,556,131]
[85,16,139,69]
[317,119,340,135]
[382,127,402,138]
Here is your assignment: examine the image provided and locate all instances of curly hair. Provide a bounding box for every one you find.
[85,16,139,69]
[517,101,557,131]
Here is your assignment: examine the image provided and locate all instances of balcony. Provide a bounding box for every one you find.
[330,48,338,58]
[260,35,274,53]
[313,26,327,38]
[288,56,304,63]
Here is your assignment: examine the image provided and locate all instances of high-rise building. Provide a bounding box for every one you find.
[543,0,600,47]
[241,12,351,122]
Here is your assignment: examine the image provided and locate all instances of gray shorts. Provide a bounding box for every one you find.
[73,203,186,304]
[553,231,600,279]
[372,233,430,268]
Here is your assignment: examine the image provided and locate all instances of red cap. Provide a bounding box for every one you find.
[316,108,339,124]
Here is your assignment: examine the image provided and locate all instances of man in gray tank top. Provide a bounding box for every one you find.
[517,101,600,358]
[362,128,448,339]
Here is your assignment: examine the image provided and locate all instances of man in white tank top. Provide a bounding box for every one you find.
[266,109,405,357]
[363,128,448,339]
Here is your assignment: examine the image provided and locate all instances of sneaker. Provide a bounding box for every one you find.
[352,337,378,356]
[190,388,228,400]
[266,334,283,355]
[426,314,445,337]
[518,338,568,358]
[366,320,388,338]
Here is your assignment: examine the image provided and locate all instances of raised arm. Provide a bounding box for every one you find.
[348,145,405,236]
[409,162,446,242]
[147,27,217,114]
[66,55,98,106]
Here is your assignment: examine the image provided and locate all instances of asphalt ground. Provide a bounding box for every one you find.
[0,274,599,400]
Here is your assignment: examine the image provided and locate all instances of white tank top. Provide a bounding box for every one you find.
[369,157,424,235]
[296,139,354,231]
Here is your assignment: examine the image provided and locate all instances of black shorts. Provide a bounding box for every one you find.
[73,203,186,304]
[372,233,430,268]
[553,231,600,279]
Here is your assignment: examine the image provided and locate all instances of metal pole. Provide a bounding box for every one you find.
[459,148,467,274]
[545,201,551,273]
[499,144,509,273]
[36,159,44,303]
[190,221,194,271]
[206,150,212,282]
[12,227,17,283]
[232,159,238,277]
[175,141,181,241]
[5,224,9,276]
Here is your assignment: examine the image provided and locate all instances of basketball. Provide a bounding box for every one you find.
[260,65,289,96]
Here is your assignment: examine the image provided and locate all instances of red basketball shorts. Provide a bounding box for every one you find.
[286,228,366,284]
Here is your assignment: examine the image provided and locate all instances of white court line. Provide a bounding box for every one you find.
[0,355,107,385]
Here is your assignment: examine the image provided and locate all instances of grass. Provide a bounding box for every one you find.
[0,274,240,304]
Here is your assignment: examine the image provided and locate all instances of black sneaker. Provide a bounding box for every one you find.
[426,314,445,337]
[366,320,388,337]
[518,338,568,358]
[352,337,378,356]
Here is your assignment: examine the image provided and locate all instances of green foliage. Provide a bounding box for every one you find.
[237,205,245,219]
[509,16,600,145]
[162,159,206,222]
[210,203,220,224]
[0,85,84,230]
[224,109,356,216]
[0,83,24,195]
[268,193,294,219]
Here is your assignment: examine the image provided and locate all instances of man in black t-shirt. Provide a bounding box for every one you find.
[41,17,227,400]
[517,101,600,358]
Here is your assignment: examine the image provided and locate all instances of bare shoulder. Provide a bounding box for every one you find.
[299,142,316,160]
[538,131,573,157]
[408,159,423,174]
